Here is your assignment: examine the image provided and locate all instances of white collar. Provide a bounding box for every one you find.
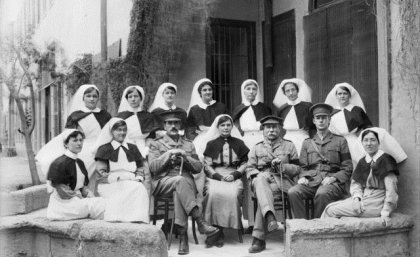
[197,99,216,109]
[80,106,101,113]
[336,104,355,111]
[287,98,301,106]
[64,150,78,159]
[111,140,129,150]
[243,99,260,107]
[365,150,384,163]
[162,103,177,111]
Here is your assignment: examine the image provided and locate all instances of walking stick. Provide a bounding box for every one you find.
[274,163,287,225]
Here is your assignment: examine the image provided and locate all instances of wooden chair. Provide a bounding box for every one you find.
[152,194,199,249]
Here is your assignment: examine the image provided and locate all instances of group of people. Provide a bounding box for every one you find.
[35,78,407,255]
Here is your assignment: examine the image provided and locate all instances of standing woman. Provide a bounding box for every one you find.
[202,115,249,247]
[325,83,372,166]
[232,79,271,230]
[322,127,407,226]
[116,85,160,157]
[232,79,272,150]
[94,118,150,223]
[148,82,188,137]
[273,78,312,155]
[65,84,112,178]
[186,78,227,158]
[40,129,105,220]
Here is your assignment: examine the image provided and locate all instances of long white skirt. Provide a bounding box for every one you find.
[98,180,150,223]
[47,191,106,221]
[284,129,309,156]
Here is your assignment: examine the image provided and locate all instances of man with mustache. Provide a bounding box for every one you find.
[246,115,300,253]
[148,109,219,255]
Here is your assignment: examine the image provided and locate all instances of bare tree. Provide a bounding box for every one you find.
[0,40,41,186]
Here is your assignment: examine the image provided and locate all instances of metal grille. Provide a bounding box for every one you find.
[206,18,256,113]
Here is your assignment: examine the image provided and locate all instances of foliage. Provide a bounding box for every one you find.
[64,54,93,95]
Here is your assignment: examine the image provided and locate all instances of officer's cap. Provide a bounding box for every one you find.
[259,115,283,127]
[310,103,333,117]
[160,109,183,122]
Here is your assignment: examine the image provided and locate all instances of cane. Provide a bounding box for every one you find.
[274,163,286,224]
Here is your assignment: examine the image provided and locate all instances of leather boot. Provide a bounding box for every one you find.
[178,227,189,255]
[266,211,279,232]
[191,208,219,236]
[248,237,266,253]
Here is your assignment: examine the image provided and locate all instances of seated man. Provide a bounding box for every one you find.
[288,103,353,219]
[148,109,218,255]
[246,116,300,253]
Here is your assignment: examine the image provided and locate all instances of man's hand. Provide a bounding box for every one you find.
[134,175,144,182]
[321,176,337,185]
[271,158,282,167]
[381,215,391,227]
[169,149,187,157]
[223,175,234,182]
[297,177,309,185]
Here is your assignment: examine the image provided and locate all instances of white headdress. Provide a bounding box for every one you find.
[272,78,312,108]
[200,114,243,144]
[69,84,100,113]
[118,85,145,113]
[241,79,262,106]
[325,82,366,111]
[148,82,178,112]
[35,129,79,177]
[358,127,407,163]
[92,117,125,155]
[188,78,216,113]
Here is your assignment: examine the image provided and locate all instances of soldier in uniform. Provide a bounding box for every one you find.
[288,103,353,219]
[246,115,300,253]
[148,109,219,255]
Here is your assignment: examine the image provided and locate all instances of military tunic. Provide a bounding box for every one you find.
[288,131,353,218]
[246,137,300,240]
[148,134,203,228]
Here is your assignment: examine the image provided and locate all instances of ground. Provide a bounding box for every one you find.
[0,156,284,257]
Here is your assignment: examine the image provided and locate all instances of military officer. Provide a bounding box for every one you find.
[246,115,300,253]
[288,103,353,219]
[148,109,219,255]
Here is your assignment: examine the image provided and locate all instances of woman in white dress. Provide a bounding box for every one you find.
[232,79,271,230]
[186,78,227,159]
[94,118,150,223]
[43,129,105,220]
[65,84,112,178]
[325,83,372,167]
[116,85,160,157]
[148,82,188,137]
[273,78,312,155]
[322,127,407,226]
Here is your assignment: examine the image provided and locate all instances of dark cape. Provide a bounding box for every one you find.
[47,155,89,190]
[152,107,188,129]
[352,153,399,186]
[203,136,250,161]
[117,111,161,134]
[65,110,112,129]
[187,101,227,128]
[95,142,143,168]
[276,101,313,130]
[232,102,272,133]
[331,106,372,132]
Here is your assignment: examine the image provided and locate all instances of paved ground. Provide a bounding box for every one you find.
[0,156,285,256]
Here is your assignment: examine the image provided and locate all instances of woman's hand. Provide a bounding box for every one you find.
[352,197,363,215]
[381,215,391,227]
[297,177,309,185]
[134,175,145,182]
[81,187,95,198]
[223,175,234,182]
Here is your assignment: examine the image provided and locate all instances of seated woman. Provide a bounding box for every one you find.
[202,115,249,247]
[321,128,408,226]
[45,129,105,220]
[94,118,150,223]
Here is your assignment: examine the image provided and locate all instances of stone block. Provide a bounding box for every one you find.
[0,213,168,257]
[0,185,49,216]
[285,213,413,257]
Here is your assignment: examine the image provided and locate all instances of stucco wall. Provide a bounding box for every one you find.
[389,1,420,255]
